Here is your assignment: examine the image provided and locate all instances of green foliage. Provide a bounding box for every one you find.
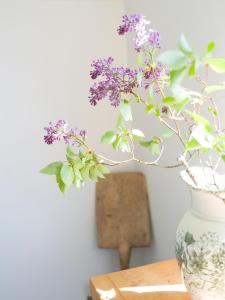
[205,85,225,94]
[42,23,225,193]
[163,96,176,104]
[132,129,145,140]
[113,135,131,152]
[116,113,123,129]
[185,139,200,151]
[101,131,117,144]
[40,162,63,175]
[179,34,193,56]
[174,98,190,113]
[66,145,76,157]
[158,50,188,70]
[41,150,110,192]
[60,165,74,186]
[140,137,161,156]
[145,103,154,114]
[188,61,196,77]
[119,100,132,121]
[186,111,212,133]
[56,174,68,193]
[170,67,187,88]
[207,58,225,73]
[207,41,215,53]
[208,106,218,116]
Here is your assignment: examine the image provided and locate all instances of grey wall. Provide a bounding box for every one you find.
[1,1,225,300]
[0,1,130,299]
[124,0,225,262]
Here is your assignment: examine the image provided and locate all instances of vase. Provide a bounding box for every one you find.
[175,167,225,300]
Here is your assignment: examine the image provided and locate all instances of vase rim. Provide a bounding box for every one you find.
[180,166,225,195]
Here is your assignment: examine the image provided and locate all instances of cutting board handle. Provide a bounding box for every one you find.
[118,241,131,270]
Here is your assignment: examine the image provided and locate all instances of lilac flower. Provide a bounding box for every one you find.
[63,128,76,145]
[90,57,114,79]
[80,130,86,139]
[148,30,160,49]
[89,60,137,107]
[117,14,161,52]
[117,14,149,35]
[44,120,86,147]
[44,120,67,145]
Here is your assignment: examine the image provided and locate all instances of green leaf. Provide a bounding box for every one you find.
[158,50,187,70]
[89,166,98,181]
[149,140,160,156]
[205,85,225,94]
[80,164,91,180]
[139,140,152,148]
[207,41,215,53]
[154,106,161,117]
[160,129,173,139]
[116,113,123,129]
[40,161,63,175]
[101,131,117,144]
[179,34,193,55]
[191,125,214,149]
[97,164,110,175]
[73,158,84,171]
[74,168,83,181]
[174,98,190,113]
[163,96,176,104]
[132,129,145,139]
[60,164,74,186]
[186,111,212,132]
[66,146,76,157]
[222,155,225,163]
[185,139,200,151]
[140,138,160,156]
[207,58,225,73]
[119,100,132,121]
[145,104,154,114]
[117,136,131,152]
[188,61,196,77]
[208,106,218,116]
[56,174,67,193]
[170,67,186,88]
[112,135,120,150]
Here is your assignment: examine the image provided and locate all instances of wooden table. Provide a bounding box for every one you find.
[90,259,191,300]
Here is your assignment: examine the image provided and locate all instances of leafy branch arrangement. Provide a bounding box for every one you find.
[41,14,225,195]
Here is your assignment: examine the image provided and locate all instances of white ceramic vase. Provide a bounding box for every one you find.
[176,167,225,300]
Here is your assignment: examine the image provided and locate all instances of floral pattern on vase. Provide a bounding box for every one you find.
[176,230,225,300]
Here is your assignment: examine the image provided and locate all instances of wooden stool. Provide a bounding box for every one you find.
[90,259,191,300]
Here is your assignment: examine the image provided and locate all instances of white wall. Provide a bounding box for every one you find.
[124,0,225,262]
[0,1,134,299]
[2,1,225,299]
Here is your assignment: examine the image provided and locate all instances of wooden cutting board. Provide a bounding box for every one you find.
[96,172,152,270]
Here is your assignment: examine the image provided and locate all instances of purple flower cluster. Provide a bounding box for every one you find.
[89,57,137,107]
[148,30,160,49]
[90,57,114,79]
[117,14,149,35]
[117,14,160,52]
[44,120,86,146]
